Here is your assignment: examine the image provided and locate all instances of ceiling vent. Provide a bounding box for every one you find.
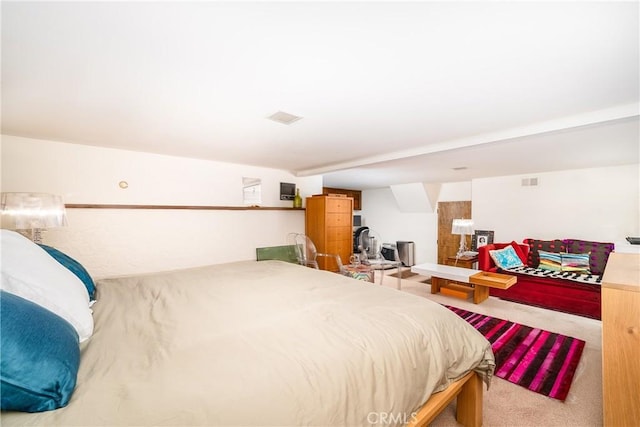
[521,177,539,186]
[267,111,302,125]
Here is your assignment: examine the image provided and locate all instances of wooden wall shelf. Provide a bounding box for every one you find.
[65,204,304,211]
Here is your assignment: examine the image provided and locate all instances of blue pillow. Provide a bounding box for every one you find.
[0,290,80,412]
[489,245,525,270]
[38,244,96,300]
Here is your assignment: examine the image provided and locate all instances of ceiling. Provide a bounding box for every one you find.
[2,1,638,189]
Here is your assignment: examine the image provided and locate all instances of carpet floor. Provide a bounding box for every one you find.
[382,269,603,426]
[445,305,585,401]
[388,270,419,279]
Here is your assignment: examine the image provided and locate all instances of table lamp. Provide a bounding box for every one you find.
[451,218,474,259]
[1,192,68,244]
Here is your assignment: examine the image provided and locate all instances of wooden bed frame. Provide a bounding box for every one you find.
[408,371,482,427]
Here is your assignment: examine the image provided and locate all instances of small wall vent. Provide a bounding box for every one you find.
[521,177,539,186]
[267,111,302,125]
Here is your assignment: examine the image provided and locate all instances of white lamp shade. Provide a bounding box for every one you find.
[451,218,474,235]
[1,192,68,230]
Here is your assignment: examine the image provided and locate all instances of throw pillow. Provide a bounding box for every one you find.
[0,230,94,342]
[38,244,96,300]
[560,252,590,274]
[538,250,562,272]
[563,239,614,275]
[489,246,525,270]
[524,239,566,268]
[508,241,528,264]
[0,291,80,412]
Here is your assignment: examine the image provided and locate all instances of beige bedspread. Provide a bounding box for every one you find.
[3,260,494,426]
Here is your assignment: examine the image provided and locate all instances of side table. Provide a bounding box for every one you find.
[446,255,478,269]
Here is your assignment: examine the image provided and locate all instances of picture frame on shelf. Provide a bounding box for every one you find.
[472,230,494,251]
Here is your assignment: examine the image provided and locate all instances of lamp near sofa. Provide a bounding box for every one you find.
[451,219,474,259]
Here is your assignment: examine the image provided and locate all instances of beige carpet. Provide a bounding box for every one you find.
[378,269,603,427]
[388,270,420,279]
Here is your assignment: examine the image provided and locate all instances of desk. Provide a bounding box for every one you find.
[412,263,516,304]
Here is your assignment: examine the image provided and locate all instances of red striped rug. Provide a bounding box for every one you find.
[445,305,585,401]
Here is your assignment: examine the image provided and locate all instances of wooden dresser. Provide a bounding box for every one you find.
[322,186,362,210]
[305,195,353,271]
[601,252,640,426]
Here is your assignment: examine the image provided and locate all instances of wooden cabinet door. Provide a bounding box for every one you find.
[437,201,472,265]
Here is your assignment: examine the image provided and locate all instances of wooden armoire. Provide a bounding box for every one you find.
[305,195,353,271]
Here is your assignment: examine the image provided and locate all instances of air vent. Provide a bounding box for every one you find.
[452,166,468,171]
[521,177,539,186]
[267,111,302,125]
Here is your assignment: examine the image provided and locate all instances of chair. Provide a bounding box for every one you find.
[288,233,346,273]
[255,245,299,263]
[358,228,403,289]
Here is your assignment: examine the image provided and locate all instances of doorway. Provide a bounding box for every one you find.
[437,201,472,265]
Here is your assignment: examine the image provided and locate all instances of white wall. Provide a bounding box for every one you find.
[4,134,636,277]
[1,135,323,277]
[472,165,640,243]
[361,164,639,265]
[360,182,471,264]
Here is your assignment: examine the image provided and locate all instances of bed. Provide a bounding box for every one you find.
[1,232,494,426]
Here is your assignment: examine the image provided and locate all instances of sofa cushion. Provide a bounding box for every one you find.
[489,270,601,319]
[478,242,529,272]
[561,252,591,274]
[538,250,562,272]
[563,239,614,275]
[536,251,591,274]
[524,239,566,268]
[508,241,528,264]
[489,246,525,270]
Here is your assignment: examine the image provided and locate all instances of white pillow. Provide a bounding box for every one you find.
[0,230,93,342]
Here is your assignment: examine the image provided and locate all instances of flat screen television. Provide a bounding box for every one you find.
[280,182,296,200]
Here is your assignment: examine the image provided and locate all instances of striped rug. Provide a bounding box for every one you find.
[445,305,585,401]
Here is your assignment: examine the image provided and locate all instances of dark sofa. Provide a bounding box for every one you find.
[477,239,614,320]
